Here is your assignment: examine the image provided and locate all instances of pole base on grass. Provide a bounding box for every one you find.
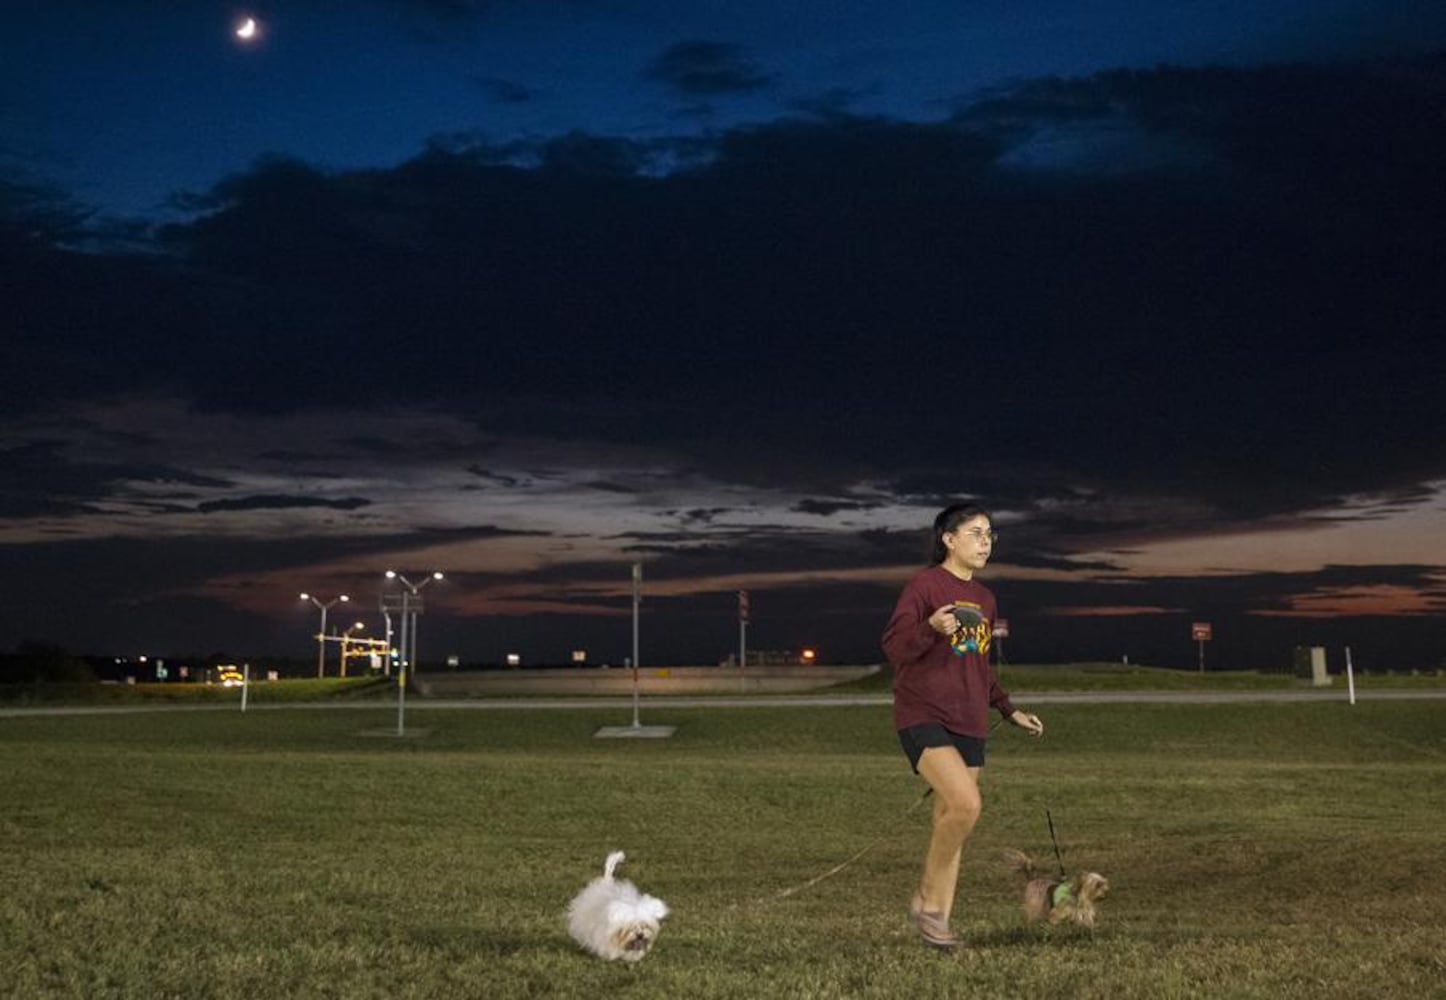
[357,728,433,739]
[594,725,676,739]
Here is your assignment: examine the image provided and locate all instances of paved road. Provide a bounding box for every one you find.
[3,687,1444,718]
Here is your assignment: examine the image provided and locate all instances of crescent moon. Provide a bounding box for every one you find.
[236,17,258,40]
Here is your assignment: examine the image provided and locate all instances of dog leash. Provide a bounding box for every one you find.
[759,715,1014,906]
[1046,809,1067,879]
[766,786,934,903]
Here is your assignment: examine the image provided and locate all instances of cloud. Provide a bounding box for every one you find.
[646,41,773,96]
[393,0,494,20]
[0,173,92,248]
[792,498,884,517]
[12,54,1443,515]
[5,55,1446,664]
[475,76,534,104]
[0,440,236,519]
[1038,605,1181,617]
[196,495,373,514]
[1250,581,1446,618]
[786,86,882,119]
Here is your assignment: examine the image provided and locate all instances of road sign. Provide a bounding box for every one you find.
[1192,621,1212,673]
[738,589,750,624]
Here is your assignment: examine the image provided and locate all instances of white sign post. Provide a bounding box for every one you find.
[738,589,749,692]
[396,662,407,736]
[631,562,642,729]
[1345,646,1356,705]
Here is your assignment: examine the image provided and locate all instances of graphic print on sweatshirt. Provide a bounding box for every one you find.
[948,602,992,656]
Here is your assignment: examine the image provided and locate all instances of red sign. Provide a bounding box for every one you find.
[992,618,1010,639]
[1192,622,1213,641]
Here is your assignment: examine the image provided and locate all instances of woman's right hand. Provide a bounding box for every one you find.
[928,606,960,636]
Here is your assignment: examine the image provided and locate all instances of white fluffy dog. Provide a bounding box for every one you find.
[567,851,669,962]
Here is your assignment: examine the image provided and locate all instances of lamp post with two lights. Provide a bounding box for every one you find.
[299,592,349,678]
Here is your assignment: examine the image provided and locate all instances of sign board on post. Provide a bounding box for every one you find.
[990,618,1010,665]
[1192,621,1212,673]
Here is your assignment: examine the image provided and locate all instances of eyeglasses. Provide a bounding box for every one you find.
[950,527,997,544]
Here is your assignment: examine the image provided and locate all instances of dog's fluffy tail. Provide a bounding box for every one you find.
[1002,848,1041,879]
[603,850,626,880]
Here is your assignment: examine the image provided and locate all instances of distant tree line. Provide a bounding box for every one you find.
[1,644,329,684]
[0,642,97,684]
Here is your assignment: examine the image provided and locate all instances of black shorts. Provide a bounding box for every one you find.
[898,723,986,773]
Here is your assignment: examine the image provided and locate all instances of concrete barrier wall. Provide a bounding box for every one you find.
[412,664,880,697]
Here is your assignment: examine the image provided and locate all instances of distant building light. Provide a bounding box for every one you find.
[801,648,816,663]
[571,649,587,664]
[506,653,521,667]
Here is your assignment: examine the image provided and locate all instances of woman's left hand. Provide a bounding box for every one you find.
[1012,711,1044,737]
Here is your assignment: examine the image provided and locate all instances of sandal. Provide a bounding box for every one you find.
[910,891,959,950]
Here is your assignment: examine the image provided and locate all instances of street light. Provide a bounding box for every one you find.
[383,571,444,673]
[382,571,443,739]
[300,592,349,678]
[340,621,366,678]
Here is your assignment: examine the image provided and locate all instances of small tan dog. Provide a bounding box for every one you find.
[1003,849,1110,928]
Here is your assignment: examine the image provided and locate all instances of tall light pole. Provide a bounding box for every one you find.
[384,571,443,738]
[384,571,444,674]
[300,592,349,678]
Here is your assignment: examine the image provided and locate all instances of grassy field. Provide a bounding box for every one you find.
[0,676,388,706]
[1,699,1442,999]
[833,662,1446,694]
[6,662,1443,708]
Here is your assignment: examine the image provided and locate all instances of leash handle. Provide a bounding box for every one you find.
[1047,809,1066,878]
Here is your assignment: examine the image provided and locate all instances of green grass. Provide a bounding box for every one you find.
[1,701,1442,998]
[0,676,389,705]
[7,663,1441,706]
[833,662,1446,695]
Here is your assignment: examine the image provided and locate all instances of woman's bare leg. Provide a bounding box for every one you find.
[914,747,982,921]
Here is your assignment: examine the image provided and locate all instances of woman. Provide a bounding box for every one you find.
[881,502,1044,949]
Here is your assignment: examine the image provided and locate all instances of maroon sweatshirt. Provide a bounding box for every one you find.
[882,564,1016,738]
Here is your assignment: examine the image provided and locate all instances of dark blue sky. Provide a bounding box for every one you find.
[10,0,1443,218]
[3,2,1445,670]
